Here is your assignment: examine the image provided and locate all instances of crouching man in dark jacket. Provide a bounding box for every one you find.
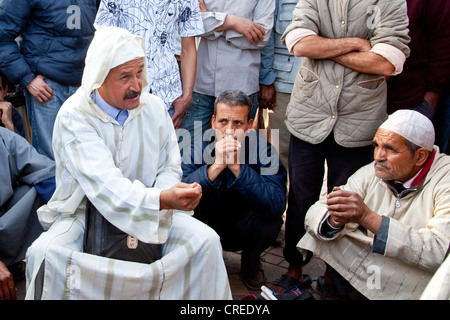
[182,90,287,290]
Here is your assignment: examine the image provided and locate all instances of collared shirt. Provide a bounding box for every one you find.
[395,169,422,189]
[195,0,275,97]
[95,0,204,109]
[91,90,128,126]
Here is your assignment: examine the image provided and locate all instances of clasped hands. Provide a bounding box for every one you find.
[326,187,376,231]
[214,129,242,168]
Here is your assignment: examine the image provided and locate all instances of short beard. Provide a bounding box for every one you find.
[374,161,392,180]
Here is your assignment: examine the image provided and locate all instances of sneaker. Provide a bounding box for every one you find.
[261,285,315,300]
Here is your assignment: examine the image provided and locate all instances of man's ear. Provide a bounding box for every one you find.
[415,148,430,167]
[211,115,216,129]
[247,118,254,131]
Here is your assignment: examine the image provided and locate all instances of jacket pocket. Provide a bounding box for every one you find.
[275,0,298,35]
[293,67,320,100]
[299,66,319,83]
[273,53,294,73]
[354,77,385,92]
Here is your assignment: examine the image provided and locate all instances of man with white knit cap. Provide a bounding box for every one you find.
[297,110,450,300]
[24,26,231,300]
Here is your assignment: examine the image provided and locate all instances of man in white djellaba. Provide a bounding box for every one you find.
[24,26,231,300]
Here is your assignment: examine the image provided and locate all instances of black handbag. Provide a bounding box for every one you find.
[83,200,162,264]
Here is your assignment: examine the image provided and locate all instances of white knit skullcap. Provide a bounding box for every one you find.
[379,110,435,151]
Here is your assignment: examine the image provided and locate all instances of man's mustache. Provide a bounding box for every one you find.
[124,91,140,99]
[374,161,390,169]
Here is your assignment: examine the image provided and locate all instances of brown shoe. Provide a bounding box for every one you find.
[240,262,267,291]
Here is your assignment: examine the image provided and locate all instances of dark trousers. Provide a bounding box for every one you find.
[284,133,372,266]
[194,209,283,275]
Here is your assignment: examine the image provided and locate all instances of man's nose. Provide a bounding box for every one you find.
[374,147,386,161]
[130,75,142,91]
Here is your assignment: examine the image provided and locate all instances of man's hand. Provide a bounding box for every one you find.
[258,83,276,110]
[198,0,207,12]
[160,182,202,211]
[0,101,15,132]
[216,15,265,45]
[26,75,54,103]
[326,187,381,234]
[0,261,17,300]
[215,131,242,166]
[207,131,243,181]
[424,91,440,111]
[199,0,265,45]
[171,95,191,129]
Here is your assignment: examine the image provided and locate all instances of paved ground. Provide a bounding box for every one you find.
[224,225,326,300]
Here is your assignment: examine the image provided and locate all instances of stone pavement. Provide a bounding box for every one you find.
[224,225,326,300]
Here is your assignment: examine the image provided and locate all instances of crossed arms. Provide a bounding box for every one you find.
[291,35,396,76]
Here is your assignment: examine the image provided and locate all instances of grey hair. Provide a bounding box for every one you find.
[405,139,432,159]
[213,90,252,121]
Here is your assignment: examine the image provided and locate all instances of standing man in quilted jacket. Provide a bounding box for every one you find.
[181,90,287,290]
[267,0,410,294]
[0,0,100,159]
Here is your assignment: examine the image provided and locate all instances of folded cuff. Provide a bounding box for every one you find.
[285,28,317,53]
[370,43,406,75]
[373,215,390,254]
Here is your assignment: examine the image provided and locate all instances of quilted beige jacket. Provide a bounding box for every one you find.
[282,0,410,147]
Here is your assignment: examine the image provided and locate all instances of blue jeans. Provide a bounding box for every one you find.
[25,78,78,159]
[181,91,259,138]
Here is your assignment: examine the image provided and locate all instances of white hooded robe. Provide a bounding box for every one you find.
[25,26,231,300]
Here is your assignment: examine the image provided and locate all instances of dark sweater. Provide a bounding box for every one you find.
[387,0,450,113]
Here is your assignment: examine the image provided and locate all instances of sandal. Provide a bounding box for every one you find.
[268,274,312,291]
[277,286,315,300]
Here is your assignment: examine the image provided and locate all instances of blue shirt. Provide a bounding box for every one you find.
[259,0,302,93]
[91,90,128,127]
